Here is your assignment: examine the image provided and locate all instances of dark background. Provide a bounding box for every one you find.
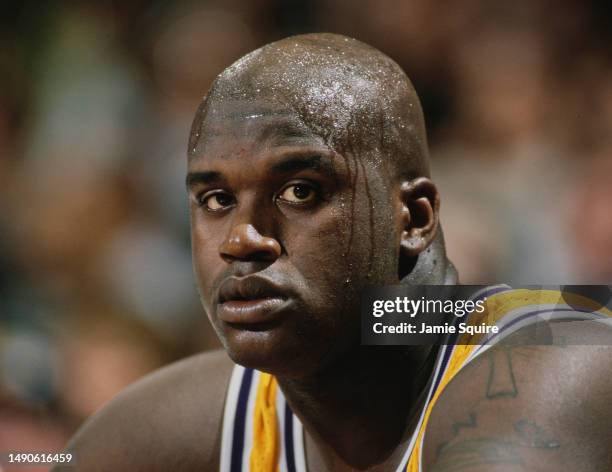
[0,0,610,464]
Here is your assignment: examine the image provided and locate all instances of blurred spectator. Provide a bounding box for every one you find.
[568,150,612,281]
[56,310,168,420]
[0,395,69,472]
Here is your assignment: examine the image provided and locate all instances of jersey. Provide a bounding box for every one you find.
[219,286,612,472]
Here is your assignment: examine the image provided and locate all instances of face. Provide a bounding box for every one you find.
[188,100,401,376]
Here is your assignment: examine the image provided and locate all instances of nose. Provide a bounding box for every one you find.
[219,223,282,263]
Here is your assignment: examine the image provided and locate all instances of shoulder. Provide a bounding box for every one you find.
[423,321,612,471]
[58,349,235,472]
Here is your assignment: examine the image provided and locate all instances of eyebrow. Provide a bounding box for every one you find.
[186,170,222,188]
[269,154,336,178]
[186,154,337,189]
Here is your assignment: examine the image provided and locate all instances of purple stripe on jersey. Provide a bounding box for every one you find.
[430,344,454,405]
[397,342,455,471]
[285,402,297,472]
[231,368,254,472]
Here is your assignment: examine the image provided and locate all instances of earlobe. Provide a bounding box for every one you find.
[399,178,440,257]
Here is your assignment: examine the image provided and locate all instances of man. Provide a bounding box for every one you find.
[60,34,612,471]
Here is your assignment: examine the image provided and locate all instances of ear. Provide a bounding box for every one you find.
[398,177,440,257]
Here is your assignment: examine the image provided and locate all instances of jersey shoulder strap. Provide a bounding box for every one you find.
[219,366,306,472]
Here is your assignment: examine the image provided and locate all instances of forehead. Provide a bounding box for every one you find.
[193,99,328,158]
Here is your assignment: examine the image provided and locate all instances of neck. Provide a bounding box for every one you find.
[276,344,438,471]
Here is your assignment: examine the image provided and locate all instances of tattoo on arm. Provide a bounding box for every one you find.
[436,412,478,457]
[432,438,523,472]
[514,419,560,449]
[433,420,561,472]
[485,343,567,400]
[485,347,518,399]
[452,412,477,436]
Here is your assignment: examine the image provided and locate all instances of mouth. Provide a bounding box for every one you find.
[216,276,292,326]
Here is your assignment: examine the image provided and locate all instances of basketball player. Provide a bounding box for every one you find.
[58,34,612,471]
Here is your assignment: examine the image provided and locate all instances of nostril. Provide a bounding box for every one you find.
[251,250,278,261]
[220,252,238,264]
[220,250,278,263]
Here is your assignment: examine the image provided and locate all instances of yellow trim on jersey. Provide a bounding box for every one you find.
[250,373,280,472]
[458,288,612,345]
[406,343,479,471]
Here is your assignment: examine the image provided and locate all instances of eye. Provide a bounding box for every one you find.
[277,183,317,204]
[198,191,236,211]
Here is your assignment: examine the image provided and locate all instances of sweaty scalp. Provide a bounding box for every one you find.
[189,33,431,180]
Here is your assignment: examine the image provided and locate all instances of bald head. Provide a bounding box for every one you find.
[189,33,430,181]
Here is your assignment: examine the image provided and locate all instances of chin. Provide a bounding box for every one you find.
[220,323,329,377]
[221,324,299,373]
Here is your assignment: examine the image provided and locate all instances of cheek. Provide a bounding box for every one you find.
[280,204,377,305]
[190,215,224,306]
[280,208,349,298]
[350,178,398,283]
[283,189,396,289]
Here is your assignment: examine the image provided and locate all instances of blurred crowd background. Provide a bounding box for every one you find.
[0,0,610,465]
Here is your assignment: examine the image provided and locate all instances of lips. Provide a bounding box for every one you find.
[216,276,291,325]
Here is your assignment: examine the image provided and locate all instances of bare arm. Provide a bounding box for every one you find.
[54,350,233,472]
[423,322,612,472]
